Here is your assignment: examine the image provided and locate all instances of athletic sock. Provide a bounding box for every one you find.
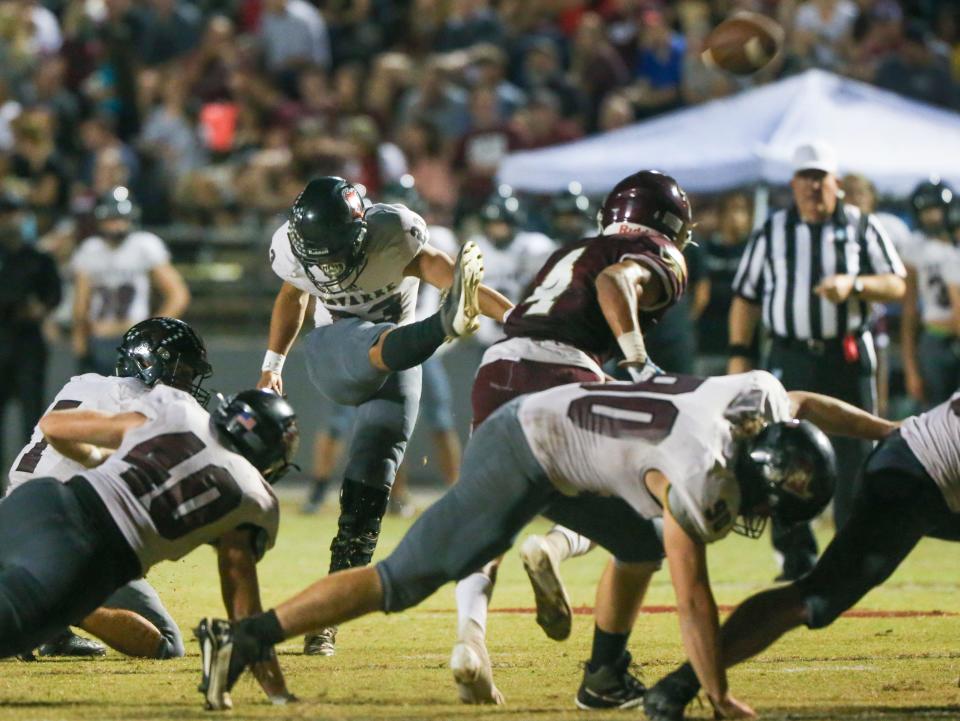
[544,526,594,561]
[455,572,493,639]
[241,609,286,645]
[588,624,630,671]
[379,313,446,371]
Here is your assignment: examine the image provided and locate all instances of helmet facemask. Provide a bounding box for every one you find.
[288,218,368,292]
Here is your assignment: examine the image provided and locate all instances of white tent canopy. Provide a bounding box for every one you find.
[497,69,960,196]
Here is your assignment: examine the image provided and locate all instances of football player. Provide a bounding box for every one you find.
[548,183,594,246]
[72,187,190,376]
[454,170,691,707]
[467,192,557,347]
[196,370,895,713]
[7,317,211,659]
[644,394,957,721]
[900,179,960,408]
[1,384,297,709]
[258,176,512,656]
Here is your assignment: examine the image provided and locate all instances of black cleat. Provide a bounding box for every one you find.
[38,630,106,658]
[575,651,646,710]
[644,664,700,721]
[196,618,269,710]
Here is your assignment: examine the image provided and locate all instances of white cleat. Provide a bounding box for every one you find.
[450,637,504,705]
[440,241,483,340]
[520,534,573,641]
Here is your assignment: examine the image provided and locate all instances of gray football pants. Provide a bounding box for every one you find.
[303,318,421,492]
[376,399,663,612]
[102,578,184,658]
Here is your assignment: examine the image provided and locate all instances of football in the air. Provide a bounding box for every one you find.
[701,12,784,76]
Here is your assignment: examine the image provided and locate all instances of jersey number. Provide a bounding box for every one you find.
[120,432,243,540]
[524,247,587,316]
[928,272,950,308]
[93,283,136,321]
[14,400,82,475]
[568,376,706,442]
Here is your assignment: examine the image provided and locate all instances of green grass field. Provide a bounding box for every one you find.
[1,495,958,721]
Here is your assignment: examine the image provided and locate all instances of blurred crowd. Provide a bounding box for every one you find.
[0,0,956,241]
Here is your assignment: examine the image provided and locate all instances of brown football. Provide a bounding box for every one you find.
[701,12,784,76]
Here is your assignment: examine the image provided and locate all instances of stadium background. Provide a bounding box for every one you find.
[1,0,959,481]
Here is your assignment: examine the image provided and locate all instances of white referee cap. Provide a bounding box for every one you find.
[792,140,838,175]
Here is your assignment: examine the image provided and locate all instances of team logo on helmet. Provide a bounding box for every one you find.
[341,187,364,219]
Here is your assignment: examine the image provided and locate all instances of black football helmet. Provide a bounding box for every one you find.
[910,178,953,233]
[209,390,299,482]
[598,170,692,249]
[115,317,213,405]
[288,176,368,291]
[734,419,837,538]
[381,174,427,216]
[95,185,140,222]
[550,183,593,244]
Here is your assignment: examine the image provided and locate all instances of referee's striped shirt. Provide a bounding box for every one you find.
[732,203,906,340]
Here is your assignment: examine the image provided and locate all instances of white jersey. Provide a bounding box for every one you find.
[901,392,960,513]
[899,231,960,325]
[270,203,427,327]
[518,371,792,543]
[80,385,279,572]
[71,231,171,326]
[469,230,557,345]
[8,374,149,491]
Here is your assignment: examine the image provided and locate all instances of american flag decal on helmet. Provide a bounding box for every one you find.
[236,410,258,432]
[341,186,363,218]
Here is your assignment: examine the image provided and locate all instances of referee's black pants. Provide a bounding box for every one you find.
[765,333,877,577]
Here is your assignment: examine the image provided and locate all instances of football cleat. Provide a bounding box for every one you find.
[450,636,504,705]
[195,618,267,711]
[38,630,106,658]
[519,535,573,641]
[643,664,700,721]
[439,241,483,341]
[303,626,337,656]
[575,651,646,710]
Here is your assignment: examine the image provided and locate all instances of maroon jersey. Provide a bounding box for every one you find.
[504,232,687,365]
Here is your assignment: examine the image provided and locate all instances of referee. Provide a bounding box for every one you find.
[727,141,906,580]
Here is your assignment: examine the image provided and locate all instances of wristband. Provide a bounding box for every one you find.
[728,343,751,358]
[616,330,648,365]
[262,350,286,374]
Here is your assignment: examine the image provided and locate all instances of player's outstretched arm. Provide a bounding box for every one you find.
[217,528,294,704]
[151,263,191,319]
[788,391,899,441]
[596,260,663,366]
[404,245,513,321]
[259,282,310,395]
[39,409,146,467]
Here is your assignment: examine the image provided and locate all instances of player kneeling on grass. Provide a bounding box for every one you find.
[196,371,895,713]
[6,317,211,660]
[0,384,297,706]
[644,392,959,721]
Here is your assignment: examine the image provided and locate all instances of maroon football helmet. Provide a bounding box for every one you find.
[598,170,693,248]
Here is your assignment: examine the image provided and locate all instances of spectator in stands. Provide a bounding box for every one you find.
[435,0,504,53]
[452,83,521,221]
[397,118,458,223]
[78,115,139,194]
[10,108,69,235]
[398,56,470,141]
[570,11,630,132]
[792,0,858,70]
[137,0,204,67]
[519,38,583,121]
[0,193,61,464]
[184,14,239,104]
[259,0,331,83]
[597,92,636,131]
[875,20,957,109]
[469,43,527,118]
[0,79,21,153]
[628,7,686,117]
[513,89,581,149]
[23,56,81,157]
